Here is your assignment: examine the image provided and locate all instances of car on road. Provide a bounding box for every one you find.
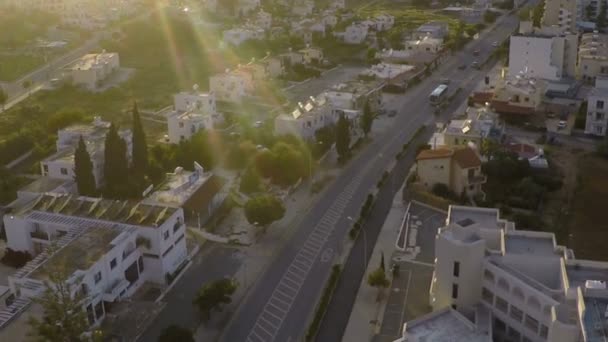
[388,110,397,117]
[472,61,480,69]
[440,78,450,85]
[557,120,567,130]
[254,120,263,128]
[492,41,499,47]
[473,49,480,56]
[458,64,467,70]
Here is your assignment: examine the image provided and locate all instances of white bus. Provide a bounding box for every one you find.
[429,84,449,105]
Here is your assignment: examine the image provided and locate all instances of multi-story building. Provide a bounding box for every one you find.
[237,0,260,16]
[490,71,546,116]
[69,52,120,90]
[413,21,450,39]
[442,107,504,148]
[424,204,608,342]
[340,23,369,44]
[578,0,608,22]
[166,89,220,143]
[584,76,608,136]
[274,96,337,140]
[209,68,254,103]
[415,147,486,198]
[222,27,265,46]
[299,47,324,64]
[323,80,384,114]
[0,193,188,332]
[292,0,314,17]
[578,32,608,83]
[542,0,577,33]
[404,36,444,54]
[508,23,577,81]
[173,89,217,114]
[41,118,132,188]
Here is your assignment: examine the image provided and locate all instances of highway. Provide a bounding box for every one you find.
[219,12,521,342]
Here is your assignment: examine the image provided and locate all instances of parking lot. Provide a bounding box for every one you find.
[375,202,447,341]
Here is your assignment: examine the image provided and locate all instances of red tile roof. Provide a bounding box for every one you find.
[452,147,481,169]
[416,148,453,161]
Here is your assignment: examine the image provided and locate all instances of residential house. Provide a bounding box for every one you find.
[223,27,265,46]
[490,71,546,115]
[237,0,260,16]
[0,194,188,332]
[375,49,412,64]
[423,204,608,342]
[404,36,444,54]
[173,89,217,114]
[258,55,284,78]
[69,52,120,90]
[143,162,227,226]
[508,23,577,81]
[360,63,416,82]
[415,147,486,198]
[323,80,384,113]
[578,32,608,83]
[255,10,272,30]
[167,111,214,144]
[542,0,577,33]
[584,76,608,136]
[414,21,449,39]
[41,117,132,188]
[329,0,345,10]
[299,46,324,64]
[321,12,338,28]
[341,23,369,44]
[442,106,504,148]
[292,0,314,17]
[291,19,325,44]
[279,50,305,68]
[209,68,254,102]
[373,14,395,31]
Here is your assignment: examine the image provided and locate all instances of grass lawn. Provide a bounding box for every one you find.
[356,1,461,32]
[0,55,45,82]
[567,154,608,260]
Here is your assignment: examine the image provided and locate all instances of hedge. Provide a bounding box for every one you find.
[306,264,342,341]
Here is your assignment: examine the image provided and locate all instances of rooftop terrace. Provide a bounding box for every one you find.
[401,308,490,342]
[505,234,557,257]
[448,206,502,230]
[29,227,122,282]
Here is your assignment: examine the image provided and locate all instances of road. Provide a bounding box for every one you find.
[219,12,521,342]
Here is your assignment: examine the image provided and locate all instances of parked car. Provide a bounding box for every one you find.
[254,120,263,128]
[458,64,467,70]
[472,61,480,69]
[492,41,499,47]
[557,120,567,130]
[473,49,480,56]
[440,78,450,85]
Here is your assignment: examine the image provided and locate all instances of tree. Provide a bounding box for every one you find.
[74,136,96,196]
[103,123,129,198]
[131,101,148,181]
[532,0,544,27]
[22,80,32,93]
[244,194,285,227]
[335,113,351,161]
[597,0,607,30]
[193,278,237,321]
[158,325,194,342]
[0,87,6,110]
[47,109,86,133]
[240,166,262,194]
[367,267,389,301]
[484,10,498,23]
[28,270,89,342]
[360,100,374,138]
[586,3,595,20]
[380,252,385,272]
[226,140,257,170]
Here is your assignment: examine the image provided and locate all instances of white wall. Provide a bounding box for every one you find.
[173,92,216,114]
[509,36,561,81]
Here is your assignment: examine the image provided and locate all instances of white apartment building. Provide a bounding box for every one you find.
[373,14,395,31]
[167,111,214,144]
[223,27,265,46]
[41,118,132,188]
[323,80,384,113]
[578,0,608,21]
[508,24,577,81]
[578,32,608,83]
[275,96,337,140]
[0,193,188,331]
[428,204,608,342]
[173,89,217,114]
[209,69,254,103]
[69,52,120,90]
[542,0,577,33]
[584,76,608,136]
[299,47,324,64]
[360,63,415,81]
[404,36,444,53]
[341,23,369,44]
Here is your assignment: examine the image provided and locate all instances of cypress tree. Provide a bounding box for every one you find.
[104,123,129,197]
[74,136,96,196]
[336,113,351,161]
[360,100,374,137]
[131,101,148,178]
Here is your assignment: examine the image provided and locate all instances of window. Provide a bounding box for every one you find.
[452,283,458,299]
[43,164,49,174]
[598,100,605,109]
[482,287,493,304]
[540,324,548,338]
[596,126,604,135]
[94,271,102,284]
[596,112,604,120]
[110,258,117,270]
[173,221,181,233]
[60,168,68,175]
[508,327,521,340]
[163,230,170,240]
[525,314,539,332]
[495,295,508,313]
[494,318,506,332]
[510,305,523,322]
[453,261,460,277]
[179,122,184,128]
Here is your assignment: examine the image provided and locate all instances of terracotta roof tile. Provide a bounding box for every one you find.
[452,148,481,169]
[416,148,453,161]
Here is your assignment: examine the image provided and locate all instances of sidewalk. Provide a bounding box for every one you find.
[341,183,407,342]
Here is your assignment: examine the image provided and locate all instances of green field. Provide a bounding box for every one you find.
[356,2,461,32]
[0,55,45,82]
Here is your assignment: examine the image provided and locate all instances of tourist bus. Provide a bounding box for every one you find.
[429,84,449,105]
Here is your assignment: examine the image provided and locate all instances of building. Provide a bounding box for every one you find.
[299,46,324,64]
[414,21,450,39]
[222,27,265,46]
[173,89,217,114]
[542,0,577,33]
[578,0,608,22]
[323,80,384,113]
[443,107,504,148]
[69,52,120,90]
[578,32,608,83]
[341,23,369,44]
[143,163,227,226]
[427,204,608,342]
[0,193,188,330]
[360,63,416,81]
[292,0,314,16]
[584,76,608,136]
[508,24,577,81]
[258,55,284,78]
[209,68,254,103]
[254,10,272,30]
[415,147,486,198]
[490,71,546,116]
[237,0,260,16]
[41,118,132,188]
[373,14,395,31]
[404,36,444,53]
[167,111,214,144]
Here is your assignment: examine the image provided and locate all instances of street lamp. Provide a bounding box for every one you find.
[347,216,367,270]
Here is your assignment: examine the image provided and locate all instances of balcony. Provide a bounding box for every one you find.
[103,279,129,302]
[29,230,49,241]
[468,174,487,185]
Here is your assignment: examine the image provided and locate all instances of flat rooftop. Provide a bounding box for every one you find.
[505,234,556,257]
[448,206,502,230]
[583,297,608,342]
[402,308,490,342]
[13,194,178,228]
[567,263,608,289]
[71,53,117,71]
[29,227,122,281]
[18,177,72,194]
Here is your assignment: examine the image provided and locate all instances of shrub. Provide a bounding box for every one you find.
[306,265,341,341]
[1,248,32,268]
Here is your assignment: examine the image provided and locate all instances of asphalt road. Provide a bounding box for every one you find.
[217,12,521,342]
